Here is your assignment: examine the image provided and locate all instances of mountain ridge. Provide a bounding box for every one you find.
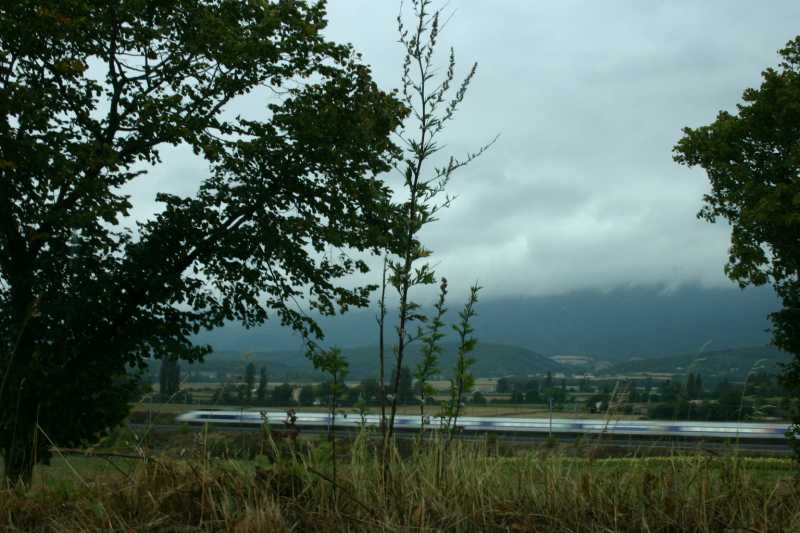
[194,284,779,360]
[189,341,564,380]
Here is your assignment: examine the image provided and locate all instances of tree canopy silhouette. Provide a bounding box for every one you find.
[674,36,800,453]
[0,0,406,484]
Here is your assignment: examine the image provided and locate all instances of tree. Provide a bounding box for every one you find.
[658,380,682,403]
[686,373,704,400]
[271,384,295,406]
[547,386,567,404]
[256,367,268,403]
[159,357,180,401]
[496,378,512,394]
[243,362,256,404]
[674,36,800,450]
[390,366,414,405]
[358,378,380,405]
[628,387,641,403]
[0,1,407,484]
[524,389,541,404]
[298,384,315,406]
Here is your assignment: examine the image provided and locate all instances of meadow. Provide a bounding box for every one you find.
[2,426,798,532]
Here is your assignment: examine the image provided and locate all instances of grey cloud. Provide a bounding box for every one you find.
[124,0,800,302]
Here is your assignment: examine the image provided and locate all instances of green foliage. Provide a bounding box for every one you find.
[496,377,512,393]
[354,394,369,427]
[443,284,481,444]
[358,378,381,405]
[674,36,800,453]
[686,372,704,400]
[270,383,295,406]
[158,357,181,401]
[390,366,414,405]
[383,0,492,442]
[308,347,348,407]
[310,343,353,407]
[243,362,256,404]
[298,385,315,407]
[451,284,481,394]
[471,391,487,405]
[606,345,789,379]
[0,0,407,484]
[182,340,561,381]
[256,366,268,403]
[308,345,348,487]
[415,277,448,421]
[543,387,568,405]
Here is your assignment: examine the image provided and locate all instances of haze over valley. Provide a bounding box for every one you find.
[197,284,778,357]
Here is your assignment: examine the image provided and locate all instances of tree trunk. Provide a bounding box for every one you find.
[3,421,37,487]
[2,274,40,488]
[378,256,388,438]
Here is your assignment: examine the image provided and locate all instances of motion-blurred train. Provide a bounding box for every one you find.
[175,410,789,441]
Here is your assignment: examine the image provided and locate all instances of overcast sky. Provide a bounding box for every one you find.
[126,1,800,301]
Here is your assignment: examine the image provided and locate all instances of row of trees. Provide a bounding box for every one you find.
[496,372,562,393]
[206,371,412,408]
[647,374,793,421]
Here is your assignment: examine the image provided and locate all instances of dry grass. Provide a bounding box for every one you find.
[2,431,799,532]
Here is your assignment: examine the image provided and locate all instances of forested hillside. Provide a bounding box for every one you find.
[195,285,779,359]
[176,342,563,381]
[605,345,789,380]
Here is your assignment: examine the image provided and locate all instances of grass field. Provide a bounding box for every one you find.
[2,428,798,532]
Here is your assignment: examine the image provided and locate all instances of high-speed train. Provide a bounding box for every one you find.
[175,410,790,441]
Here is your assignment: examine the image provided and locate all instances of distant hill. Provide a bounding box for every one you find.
[603,345,791,380]
[182,341,563,381]
[194,284,779,361]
